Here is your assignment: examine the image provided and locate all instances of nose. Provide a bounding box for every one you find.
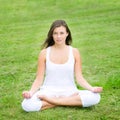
[57,34,61,38]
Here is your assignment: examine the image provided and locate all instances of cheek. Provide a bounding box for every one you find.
[53,37,57,41]
[52,35,55,39]
[64,35,68,39]
[65,33,68,38]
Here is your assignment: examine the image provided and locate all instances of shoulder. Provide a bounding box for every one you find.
[71,47,81,63]
[38,48,47,60]
[72,47,80,57]
[40,48,47,55]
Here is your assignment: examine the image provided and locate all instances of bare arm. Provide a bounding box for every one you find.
[73,48,102,93]
[22,49,46,98]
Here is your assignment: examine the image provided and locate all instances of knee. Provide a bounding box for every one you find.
[80,92,101,107]
[21,99,32,112]
[21,99,42,112]
[94,93,101,105]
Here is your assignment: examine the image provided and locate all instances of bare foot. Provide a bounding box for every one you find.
[38,95,47,100]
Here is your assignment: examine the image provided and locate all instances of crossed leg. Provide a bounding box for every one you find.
[39,92,82,110]
[22,91,100,111]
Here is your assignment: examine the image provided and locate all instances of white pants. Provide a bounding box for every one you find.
[21,90,101,112]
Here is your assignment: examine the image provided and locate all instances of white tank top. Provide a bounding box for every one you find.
[41,46,77,92]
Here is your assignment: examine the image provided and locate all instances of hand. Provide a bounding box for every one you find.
[22,91,33,99]
[91,87,103,93]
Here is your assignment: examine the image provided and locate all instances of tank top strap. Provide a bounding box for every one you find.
[46,47,50,61]
[69,46,74,61]
[69,46,72,55]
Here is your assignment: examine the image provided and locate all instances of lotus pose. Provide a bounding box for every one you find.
[22,20,103,112]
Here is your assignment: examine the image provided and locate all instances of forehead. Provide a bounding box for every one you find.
[53,26,67,32]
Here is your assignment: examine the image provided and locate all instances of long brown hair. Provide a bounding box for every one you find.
[42,20,72,48]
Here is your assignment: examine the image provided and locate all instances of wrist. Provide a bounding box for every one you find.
[89,87,94,92]
[29,90,34,96]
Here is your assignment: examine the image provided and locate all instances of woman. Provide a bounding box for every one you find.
[22,20,103,112]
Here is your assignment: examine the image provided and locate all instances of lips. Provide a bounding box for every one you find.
[56,39,62,42]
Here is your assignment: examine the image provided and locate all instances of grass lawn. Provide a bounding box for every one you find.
[0,0,120,120]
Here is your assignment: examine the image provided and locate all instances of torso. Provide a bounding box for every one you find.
[40,45,77,93]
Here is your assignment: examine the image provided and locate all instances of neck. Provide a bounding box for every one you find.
[53,44,68,49]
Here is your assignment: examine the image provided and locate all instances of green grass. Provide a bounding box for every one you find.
[0,0,120,120]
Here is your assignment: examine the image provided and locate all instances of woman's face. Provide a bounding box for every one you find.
[52,26,68,45]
